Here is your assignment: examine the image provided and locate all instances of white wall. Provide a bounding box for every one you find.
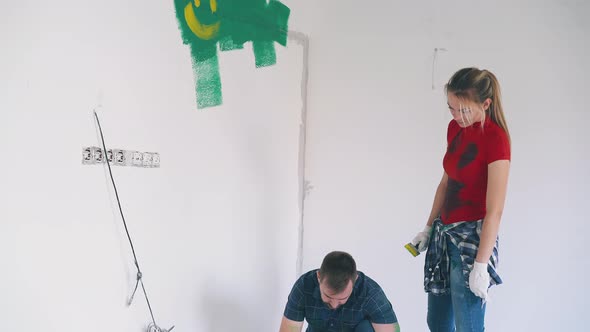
[2,0,589,331]
[302,0,589,331]
[0,0,310,331]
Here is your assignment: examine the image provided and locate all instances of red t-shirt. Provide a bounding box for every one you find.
[441,118,511,224]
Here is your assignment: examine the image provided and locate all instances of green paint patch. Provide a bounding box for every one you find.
[194,51,222,108]
[174,0,290,109]
[253,40,276,68]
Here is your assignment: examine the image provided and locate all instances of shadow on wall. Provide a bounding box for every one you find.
[199,281,259,332]
[198,213,283,331]
[195,84,291,331]
[197,164,283,331]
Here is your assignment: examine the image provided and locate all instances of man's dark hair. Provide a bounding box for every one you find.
[318,251,357,293]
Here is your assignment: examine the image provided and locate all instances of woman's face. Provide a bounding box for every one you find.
[447,93,485,128]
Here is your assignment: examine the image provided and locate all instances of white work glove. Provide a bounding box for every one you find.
[469,261,490,301]
[411,225,432,252]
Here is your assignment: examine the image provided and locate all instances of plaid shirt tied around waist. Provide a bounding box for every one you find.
[424,218,502,295]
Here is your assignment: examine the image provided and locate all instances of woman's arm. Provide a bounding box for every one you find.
[476,160,510,263]
[426,172,448,226]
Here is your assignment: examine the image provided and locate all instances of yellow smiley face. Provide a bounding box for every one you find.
[184,0,220,40]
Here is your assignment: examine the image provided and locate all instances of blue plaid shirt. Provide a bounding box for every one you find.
[424,218,502,295]
[284,270,397,332]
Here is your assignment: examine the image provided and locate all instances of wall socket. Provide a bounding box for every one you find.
[82,146,160,168]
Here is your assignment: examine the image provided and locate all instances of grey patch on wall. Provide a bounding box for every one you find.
[287,30,311,278]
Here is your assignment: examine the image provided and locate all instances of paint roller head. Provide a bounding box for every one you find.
[404,243,420,257]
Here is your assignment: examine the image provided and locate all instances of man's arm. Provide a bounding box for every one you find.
[279,316,303,332]
[372,322,400,332]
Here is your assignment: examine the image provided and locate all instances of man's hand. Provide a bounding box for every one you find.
[279,316,303,332]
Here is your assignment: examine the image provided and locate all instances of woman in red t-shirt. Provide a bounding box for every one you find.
[409,67,511,331]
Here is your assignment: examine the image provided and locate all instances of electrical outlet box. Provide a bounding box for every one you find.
[82,147,93,164]
[93,147,104,163]
[113,149,126,165]
[152,153,160,167]
[142,152,153,167]
[82,146,105,164]
[82,147,160,168]
[131,151,143,167]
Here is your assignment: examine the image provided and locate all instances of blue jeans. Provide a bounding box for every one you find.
[427,238,486,332]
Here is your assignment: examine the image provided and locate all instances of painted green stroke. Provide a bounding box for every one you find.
[174,0,290,109]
